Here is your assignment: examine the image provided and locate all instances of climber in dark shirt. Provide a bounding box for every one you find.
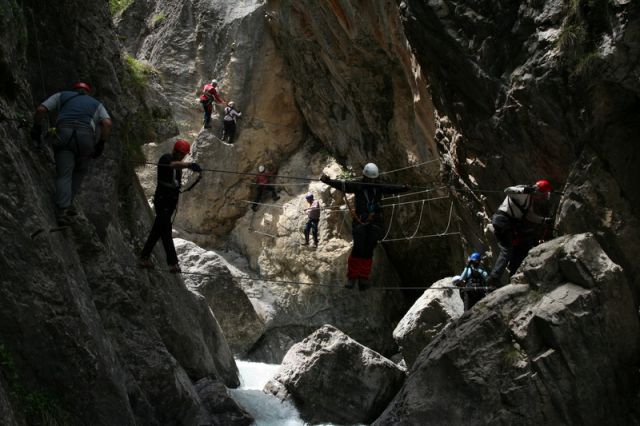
[139,139,202,273]
[320,163,408,290]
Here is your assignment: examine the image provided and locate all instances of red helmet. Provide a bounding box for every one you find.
[536,179,552,193]
[72,82,92,93]
[174,139,191,155]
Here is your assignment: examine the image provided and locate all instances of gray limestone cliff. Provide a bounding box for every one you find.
[0,1,243,424]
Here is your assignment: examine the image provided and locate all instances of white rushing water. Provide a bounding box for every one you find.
[229,360,305,426]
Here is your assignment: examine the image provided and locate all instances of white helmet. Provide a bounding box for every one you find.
[362,163,379,179]
[228,101,235,108]
[211,79,218,86]
[258,165,265,173]
[305,192,313,199]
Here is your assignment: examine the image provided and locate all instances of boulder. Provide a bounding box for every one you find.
[175,239,265,357]
[265,325,405,425]
[194,378,253,426]
[375,233,640,425]
[393,277,463,368]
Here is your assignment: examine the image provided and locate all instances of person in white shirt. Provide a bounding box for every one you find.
[487,179,553,285]
[221,101,241,143]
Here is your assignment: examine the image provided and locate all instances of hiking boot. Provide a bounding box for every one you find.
[55,208,74,226]
[302,241,309,246]
[345,278,357,289]
[138,258,153,269]
[169,264,182,274]
[313,241,318,248]
[358,279,370,291]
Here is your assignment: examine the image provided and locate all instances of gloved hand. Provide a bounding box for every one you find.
[320,174,330,183]
[188,162,202,172]
[523,185,537,194]
[30,125,42,142]
[542,216,554,225]
[91,140,105,159]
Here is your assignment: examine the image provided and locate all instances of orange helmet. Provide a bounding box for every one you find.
[536,179,552,193]
[174,139,191,155]
[72,82,92,93]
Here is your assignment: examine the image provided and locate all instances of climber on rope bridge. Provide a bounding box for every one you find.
[320,163,409,291]
[139,139,202,273]
[251,165,280,211]
[453,252,491,311]
[303,192,320,248]
[31,81,112,226]
[199,79,224,129]
[487,179,554,286]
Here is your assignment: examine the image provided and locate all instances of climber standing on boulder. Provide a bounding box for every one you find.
[221,101,241,143]
[199,79,224,129]
[302,192,320,247]
[31,81,112,225]
[139,139,202,273]
[454,252,490,311]
[487,179,553,286]
[320,163,409,290]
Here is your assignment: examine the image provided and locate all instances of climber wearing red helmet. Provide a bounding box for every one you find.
[139,139,202,273]
[487,179,554,286]
[31,81,112,225]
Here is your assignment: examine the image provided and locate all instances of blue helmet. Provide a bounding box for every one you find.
[468,252,481,262]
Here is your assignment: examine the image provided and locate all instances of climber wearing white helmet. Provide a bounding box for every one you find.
[199,78,225,129]
[222,100,242,143]
[320,162,409,290]
[251,165,280,211]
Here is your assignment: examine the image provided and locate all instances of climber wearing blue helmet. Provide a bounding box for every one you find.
[455,252,490,311]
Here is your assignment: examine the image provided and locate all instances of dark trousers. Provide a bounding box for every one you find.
[203,104,212,127]
[254,186,278,204]
[141,201,178,265]
[351,221,383,259]
[51,126,95,209]
[222,120,236,143]
[304,219,319,244]
[488,213,514,283]
[463,288,487,311]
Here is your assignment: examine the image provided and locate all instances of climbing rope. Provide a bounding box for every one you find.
[120,260,490,291]
[378,158,440,175]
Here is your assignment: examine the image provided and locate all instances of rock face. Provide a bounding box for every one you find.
[393,277,463,368]
[0,1,240,424]
[375,233,640,425]
[194,377,254,426]
[401,0,640,266]
[175,238,265,356]
[265,324,406,425]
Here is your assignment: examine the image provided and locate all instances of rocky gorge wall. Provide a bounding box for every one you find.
[0,1,246,424]
[1,0,639,423]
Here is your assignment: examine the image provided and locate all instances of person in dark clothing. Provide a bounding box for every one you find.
[303,192,320,247]
[487,179,553,286]
[320,163,409,290]
[454,252,490,311]
[31,81,112,225]
[139,139,202,273]
[251,165,280,211]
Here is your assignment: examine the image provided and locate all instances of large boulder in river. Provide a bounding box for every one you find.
[265,324,405,425]
[375,233,640,425]
[393,277,463,368]
[175,238,265,357]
